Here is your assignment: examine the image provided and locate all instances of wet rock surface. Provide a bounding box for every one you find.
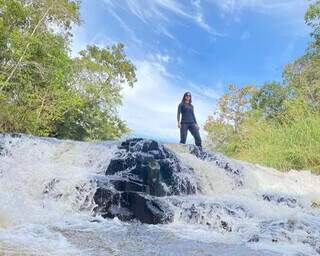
[262,193,299,208]
[93,138,198,224]
[258,219,320,254]
[171,198,250,232]
[1,133,320,255]
[188,145,244,187]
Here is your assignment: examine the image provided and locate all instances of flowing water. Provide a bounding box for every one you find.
[0,134,320,256]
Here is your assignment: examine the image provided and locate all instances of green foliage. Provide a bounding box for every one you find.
[54,44,136,140]
[235,116,320,174]
[205,0,320,173]
[204,116,239,155]
[251,82,288,119]
[0,0,136,141]
[205,93,320,173]
[215,84,257,133]
[305,0,320,50]
[284,54,320,111]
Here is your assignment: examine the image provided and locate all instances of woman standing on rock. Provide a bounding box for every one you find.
[177,92,202,149]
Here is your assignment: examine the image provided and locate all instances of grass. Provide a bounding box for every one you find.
[227,117,320,174]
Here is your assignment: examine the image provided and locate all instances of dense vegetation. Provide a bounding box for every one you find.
[1,1,319,174]
[205,0,320,174]
[0,0,136,140]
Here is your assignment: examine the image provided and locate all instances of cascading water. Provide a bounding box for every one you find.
[0,134,117,255]
[166,145,320,255]
[0,134,320,256]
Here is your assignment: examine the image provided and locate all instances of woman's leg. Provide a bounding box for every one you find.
[180,123,188,144]
[189,123,202,147]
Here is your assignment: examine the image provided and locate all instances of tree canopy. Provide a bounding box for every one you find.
[204,0,320,173]
[0,0,137,140]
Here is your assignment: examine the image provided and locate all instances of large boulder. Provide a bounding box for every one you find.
[93,138,198,224]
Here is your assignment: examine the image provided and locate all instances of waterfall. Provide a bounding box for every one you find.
[1,134,320,256]
[0,134,115,255]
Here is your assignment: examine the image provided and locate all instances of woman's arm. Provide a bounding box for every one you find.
[177,103,181,128]
[177,103,181,123]
[192,105,197,124]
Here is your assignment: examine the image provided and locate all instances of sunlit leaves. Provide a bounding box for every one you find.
[0,0,136,141]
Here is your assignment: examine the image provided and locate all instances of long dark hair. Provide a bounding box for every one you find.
[181,91,192,104]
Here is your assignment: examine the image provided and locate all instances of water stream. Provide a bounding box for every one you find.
[0,134,319,255]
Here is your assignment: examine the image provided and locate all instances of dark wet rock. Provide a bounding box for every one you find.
[0,133,28,157]
[1,133,23,139]
[0,134,10,156]
[104,139,197,196]
[106,156,136,175]
[110,179,146,193]
[220,220,232,232]
[311,200,320,208]
[171,199,249,232]
[42,178,62,200]
[258,219,320,254]
[42,178,94,210]
[248,235,260,243]
[94,138,198,224]
[120,191,174,224]
[262,194,298,208]
[94,186,173,224]
[188,145,243,187]
[89,219,101,223]
[0,144,4,156]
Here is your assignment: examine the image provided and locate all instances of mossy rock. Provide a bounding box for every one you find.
[311,198,320,208]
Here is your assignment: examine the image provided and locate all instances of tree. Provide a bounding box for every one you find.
[0,0,137,140]
[204,115,237,154]
[0,0,81,136]
[0,0,80,89]
[251,82,288,119]
[216,84,257,133]
[203,0,320,173]
[204,84,256,154]
[284,54,320,112]
[55,44,137,140]
[305,0,320,50]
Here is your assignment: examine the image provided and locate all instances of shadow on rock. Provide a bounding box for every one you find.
[93,138,199,224]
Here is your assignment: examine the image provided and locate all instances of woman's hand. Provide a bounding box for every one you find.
[195,123,199,129]
[178,122,181,128]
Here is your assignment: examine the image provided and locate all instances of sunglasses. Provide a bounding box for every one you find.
[186,94,191,97]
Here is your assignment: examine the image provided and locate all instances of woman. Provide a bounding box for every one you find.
[177,92,202,148]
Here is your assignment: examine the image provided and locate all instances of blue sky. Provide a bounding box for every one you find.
[72,0,311,143]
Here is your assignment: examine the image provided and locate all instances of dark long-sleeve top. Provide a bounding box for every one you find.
[177,102,197,124]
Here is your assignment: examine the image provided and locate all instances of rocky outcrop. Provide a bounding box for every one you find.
[262,193,298,208]
[93,138,199,224]
[188,145,244,187]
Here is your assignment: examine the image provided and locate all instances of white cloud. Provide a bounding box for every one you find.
[212,0,308,23]
[103,0,222,37]
[157,25,177,40]
[108,9,145,47]
[212,0,309,36]
[119,60,214,143]
[212,0,305,13]
[189,82,222,101]
[156,53,171,63]
[192,0,222,36]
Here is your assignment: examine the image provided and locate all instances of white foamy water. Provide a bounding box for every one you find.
[0,134,319,256]
[166,144,320,256]
[0,134,116,255]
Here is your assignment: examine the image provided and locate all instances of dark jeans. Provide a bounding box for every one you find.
[180,122,202,147]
